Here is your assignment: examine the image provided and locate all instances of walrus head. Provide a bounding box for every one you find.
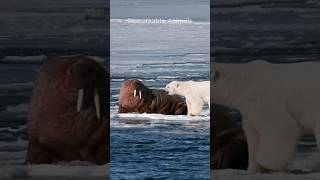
[41,55,106,119]
[118,80,151,111]
[67,59,101,119]
[27,55,109,164]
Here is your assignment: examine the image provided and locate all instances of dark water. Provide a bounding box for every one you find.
[212,0,320,63]
[0,64,36,167]
[0,64,36,125]
[111,123,209,179]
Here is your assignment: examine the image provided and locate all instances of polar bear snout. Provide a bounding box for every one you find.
[165,86,173,95]
[166,87,175,95]
[165,81,179,95]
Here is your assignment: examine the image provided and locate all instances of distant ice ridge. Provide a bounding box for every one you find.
[214,0,320,6]
[6,103,29,113]
[0,82,33,91]
[111,18,209,25]
[0,126,27,132]
[0,55,105,64]
[0,55,47,64]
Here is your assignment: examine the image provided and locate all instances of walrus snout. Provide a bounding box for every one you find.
[66,60,101,119]
[76,87,101,119]
[133,89,142,99]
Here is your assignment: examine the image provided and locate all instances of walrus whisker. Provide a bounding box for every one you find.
[133,89,136,97]
[77,88,84,112]
[94,88,100,119]
[139,90,142,99]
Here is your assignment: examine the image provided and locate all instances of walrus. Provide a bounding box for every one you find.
[27,55,109,165]
[118,80,187,115]
[211,105,248,170]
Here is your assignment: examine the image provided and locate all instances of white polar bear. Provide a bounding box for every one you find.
[165,81,210,116]
[212,60,320,174]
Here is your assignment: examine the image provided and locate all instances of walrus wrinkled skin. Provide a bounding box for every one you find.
[119,80,187,115]
[211,105,248,170]
[27,55,109,165]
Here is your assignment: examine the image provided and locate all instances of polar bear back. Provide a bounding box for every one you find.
[184,81,210,103]
[245,62,320,132]
[213,61,320,133]
[196,81,210,102]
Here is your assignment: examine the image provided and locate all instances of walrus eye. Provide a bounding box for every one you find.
[139,90,142,99]
[77,89,84,112]
[94,88,100,119]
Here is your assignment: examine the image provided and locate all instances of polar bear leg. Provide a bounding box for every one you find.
[186,99,192,116]
[186,98,203,116]
[243,119,260,174]
[189,104,203,116]
[256,120,301,172]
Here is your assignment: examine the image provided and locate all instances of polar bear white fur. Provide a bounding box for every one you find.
[165,81,210,116]
[212,60,320,174]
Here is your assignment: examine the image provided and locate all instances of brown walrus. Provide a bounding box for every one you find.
[211,105,248,170]
[27,55,109,165]
[119,80,187,115]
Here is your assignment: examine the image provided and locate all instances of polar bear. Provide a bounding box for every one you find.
[165,81,210,116]
[212,60,320,174]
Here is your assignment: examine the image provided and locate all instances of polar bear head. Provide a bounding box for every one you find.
[165,81,181,95]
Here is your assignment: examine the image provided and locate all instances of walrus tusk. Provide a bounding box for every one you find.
[133,89,136,97]
[94,88,100,119]
[139,90,142,99]
[77,89,84,112]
